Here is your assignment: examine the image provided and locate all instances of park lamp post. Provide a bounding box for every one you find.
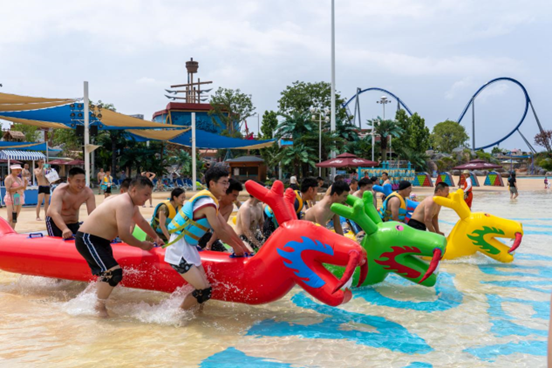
[310,106,330,177]
[377,96,392,162]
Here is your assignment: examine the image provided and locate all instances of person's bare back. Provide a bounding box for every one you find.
[235,198,263,248]
[304,197,334,226]
[80,193,139,241]
[47,183,95,224]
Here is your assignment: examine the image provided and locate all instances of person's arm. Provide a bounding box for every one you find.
[333,213,344,235]
[157,206,171,240]
[133,211,164,247]
[390,198,400,221]
[150,173,156,180]
[85,190,96,215]
[204,207,248,255]
[432,212,443,235]
[119,207,155,249]
[48,190,72,239]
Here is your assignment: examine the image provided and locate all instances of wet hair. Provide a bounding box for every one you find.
[333,175,344,182]
[300,177,318,193]
[170,187,185,201]
[358,178,372,188]
[350,178,358,185]
[435,182,449,193]
[120,178,132,191]
[226,178,243,194]
[205,166,229,189]
[371,176,378,183]
[382,172,388,177]
[317,176,324,181]
[330,181,350,196]
[68,167,85,177]
[130,175,153,189]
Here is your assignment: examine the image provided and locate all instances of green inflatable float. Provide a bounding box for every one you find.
[329,192,447,287]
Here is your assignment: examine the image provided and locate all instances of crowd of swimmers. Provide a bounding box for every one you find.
[3,163,491,318]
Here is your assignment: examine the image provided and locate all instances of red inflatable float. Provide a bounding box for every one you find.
[0,181,367,307]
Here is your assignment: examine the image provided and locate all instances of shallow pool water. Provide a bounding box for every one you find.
[0,190,550,367]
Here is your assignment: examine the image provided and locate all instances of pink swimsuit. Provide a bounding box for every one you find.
[4,178,25,206]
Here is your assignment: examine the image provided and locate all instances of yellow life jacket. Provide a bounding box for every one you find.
[150,200,178,234]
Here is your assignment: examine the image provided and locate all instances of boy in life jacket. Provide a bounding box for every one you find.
[461,170,473,208]
[149,187,186,242]
[381,180,412,222]
[101,170,113,198]
[164,166,248,311]
[263,177,318,238]
[199,178,243,252]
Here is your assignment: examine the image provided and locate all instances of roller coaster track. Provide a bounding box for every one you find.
[343,78,547,152]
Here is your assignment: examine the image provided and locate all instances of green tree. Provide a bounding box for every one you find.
[369,117,405,161]
[431,120,469,153]
[393,110,430,153]
[9,123,40,141]
[209,87,255,135]
[491,146,504,155]
[277,81,349,122]
[534,130,552,152]
[275,143,318,178]
[260,110,278,139]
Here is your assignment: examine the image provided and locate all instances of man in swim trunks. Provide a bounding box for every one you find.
[34,159,51,221]
[97,168,105,195]
[408,182,449,233]
[164,166,248,311]
[304,181,350,235]
[76,175,163,317]
[46,167,96,239]
[235,194,265,250]
[199,178,243,252]
[508,172,518,200]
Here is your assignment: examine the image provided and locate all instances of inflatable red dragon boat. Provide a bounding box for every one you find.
[0,180,367,307]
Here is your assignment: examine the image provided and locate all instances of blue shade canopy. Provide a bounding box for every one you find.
[0,141,61,152]
[130,129,275,150]
[0,150,46,160]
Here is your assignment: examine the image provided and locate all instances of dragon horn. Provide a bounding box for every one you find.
[433,189,470,220]
[362,191,382,225]
[331,195,378,235]
[245,180,294,224]
[284,188,298,221]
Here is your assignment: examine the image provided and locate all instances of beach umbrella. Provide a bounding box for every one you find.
[65,159,84,166]
[316,153,378,168]
[48,159,70,165]
[452,159,502,170]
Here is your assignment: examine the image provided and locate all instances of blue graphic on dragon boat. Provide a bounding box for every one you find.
[247,293,432,354]
[353,272,463,312]
[277,237,333,288]
[200,347,296,368]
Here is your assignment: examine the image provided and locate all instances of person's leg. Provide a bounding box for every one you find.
[43,194,50,219]
[36,192,44,220]
[6,204,14,228]
[179,265,210,310]
[14,205,22,230]
[95,265,121,318]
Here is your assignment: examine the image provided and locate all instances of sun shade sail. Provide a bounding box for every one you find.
[0,115,70,130]
[130,129,275,150]
[0,92,74,105]
[128,129,190,141]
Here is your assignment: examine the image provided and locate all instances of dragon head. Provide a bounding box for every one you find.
[331,191,447,287]
[433,189,523,263]
[246,180,368,307]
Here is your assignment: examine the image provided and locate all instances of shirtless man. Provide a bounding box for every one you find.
[235,195,264,250]
[22,163,31,185]
[75,176,163,317]
[141,171,156,207]
[46,167,96,239]
[408,182,449,234]
[199,178,243,252]
[304,181,350,235]
[34,160,51,221]
[354,177,377,208]
[97,168,105,195]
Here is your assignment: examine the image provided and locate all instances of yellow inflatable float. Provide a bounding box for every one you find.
[434,189,523,263]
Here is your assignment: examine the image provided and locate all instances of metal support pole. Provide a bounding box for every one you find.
[472,98,475,150]
[319,114,322,177]
[330,0,336,179]
[192,112,197,191]
[371,121,375,162]
[84,81,90,187]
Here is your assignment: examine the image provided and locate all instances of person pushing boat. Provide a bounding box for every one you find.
[46,167,96,239]
[75,175,163,318]
[408,182,449,234]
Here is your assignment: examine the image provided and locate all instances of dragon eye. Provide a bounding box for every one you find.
[485,213,490,217]
[396,225,404,231]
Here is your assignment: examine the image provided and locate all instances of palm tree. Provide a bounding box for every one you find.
[275,143,318,178]
[276,111,317,142]
[369,117,405,161]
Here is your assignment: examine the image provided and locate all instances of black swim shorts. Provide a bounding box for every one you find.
[38,185,51,195]
[197,232,227,252]
[46,216,80,237]
[75,232,118,276]
[170,257,194,274]
[104,186,112,194]
[408,218,427,231]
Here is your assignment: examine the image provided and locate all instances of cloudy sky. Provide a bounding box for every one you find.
[1,0,550,150]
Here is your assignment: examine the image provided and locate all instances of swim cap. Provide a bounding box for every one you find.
[398,180,412,191]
